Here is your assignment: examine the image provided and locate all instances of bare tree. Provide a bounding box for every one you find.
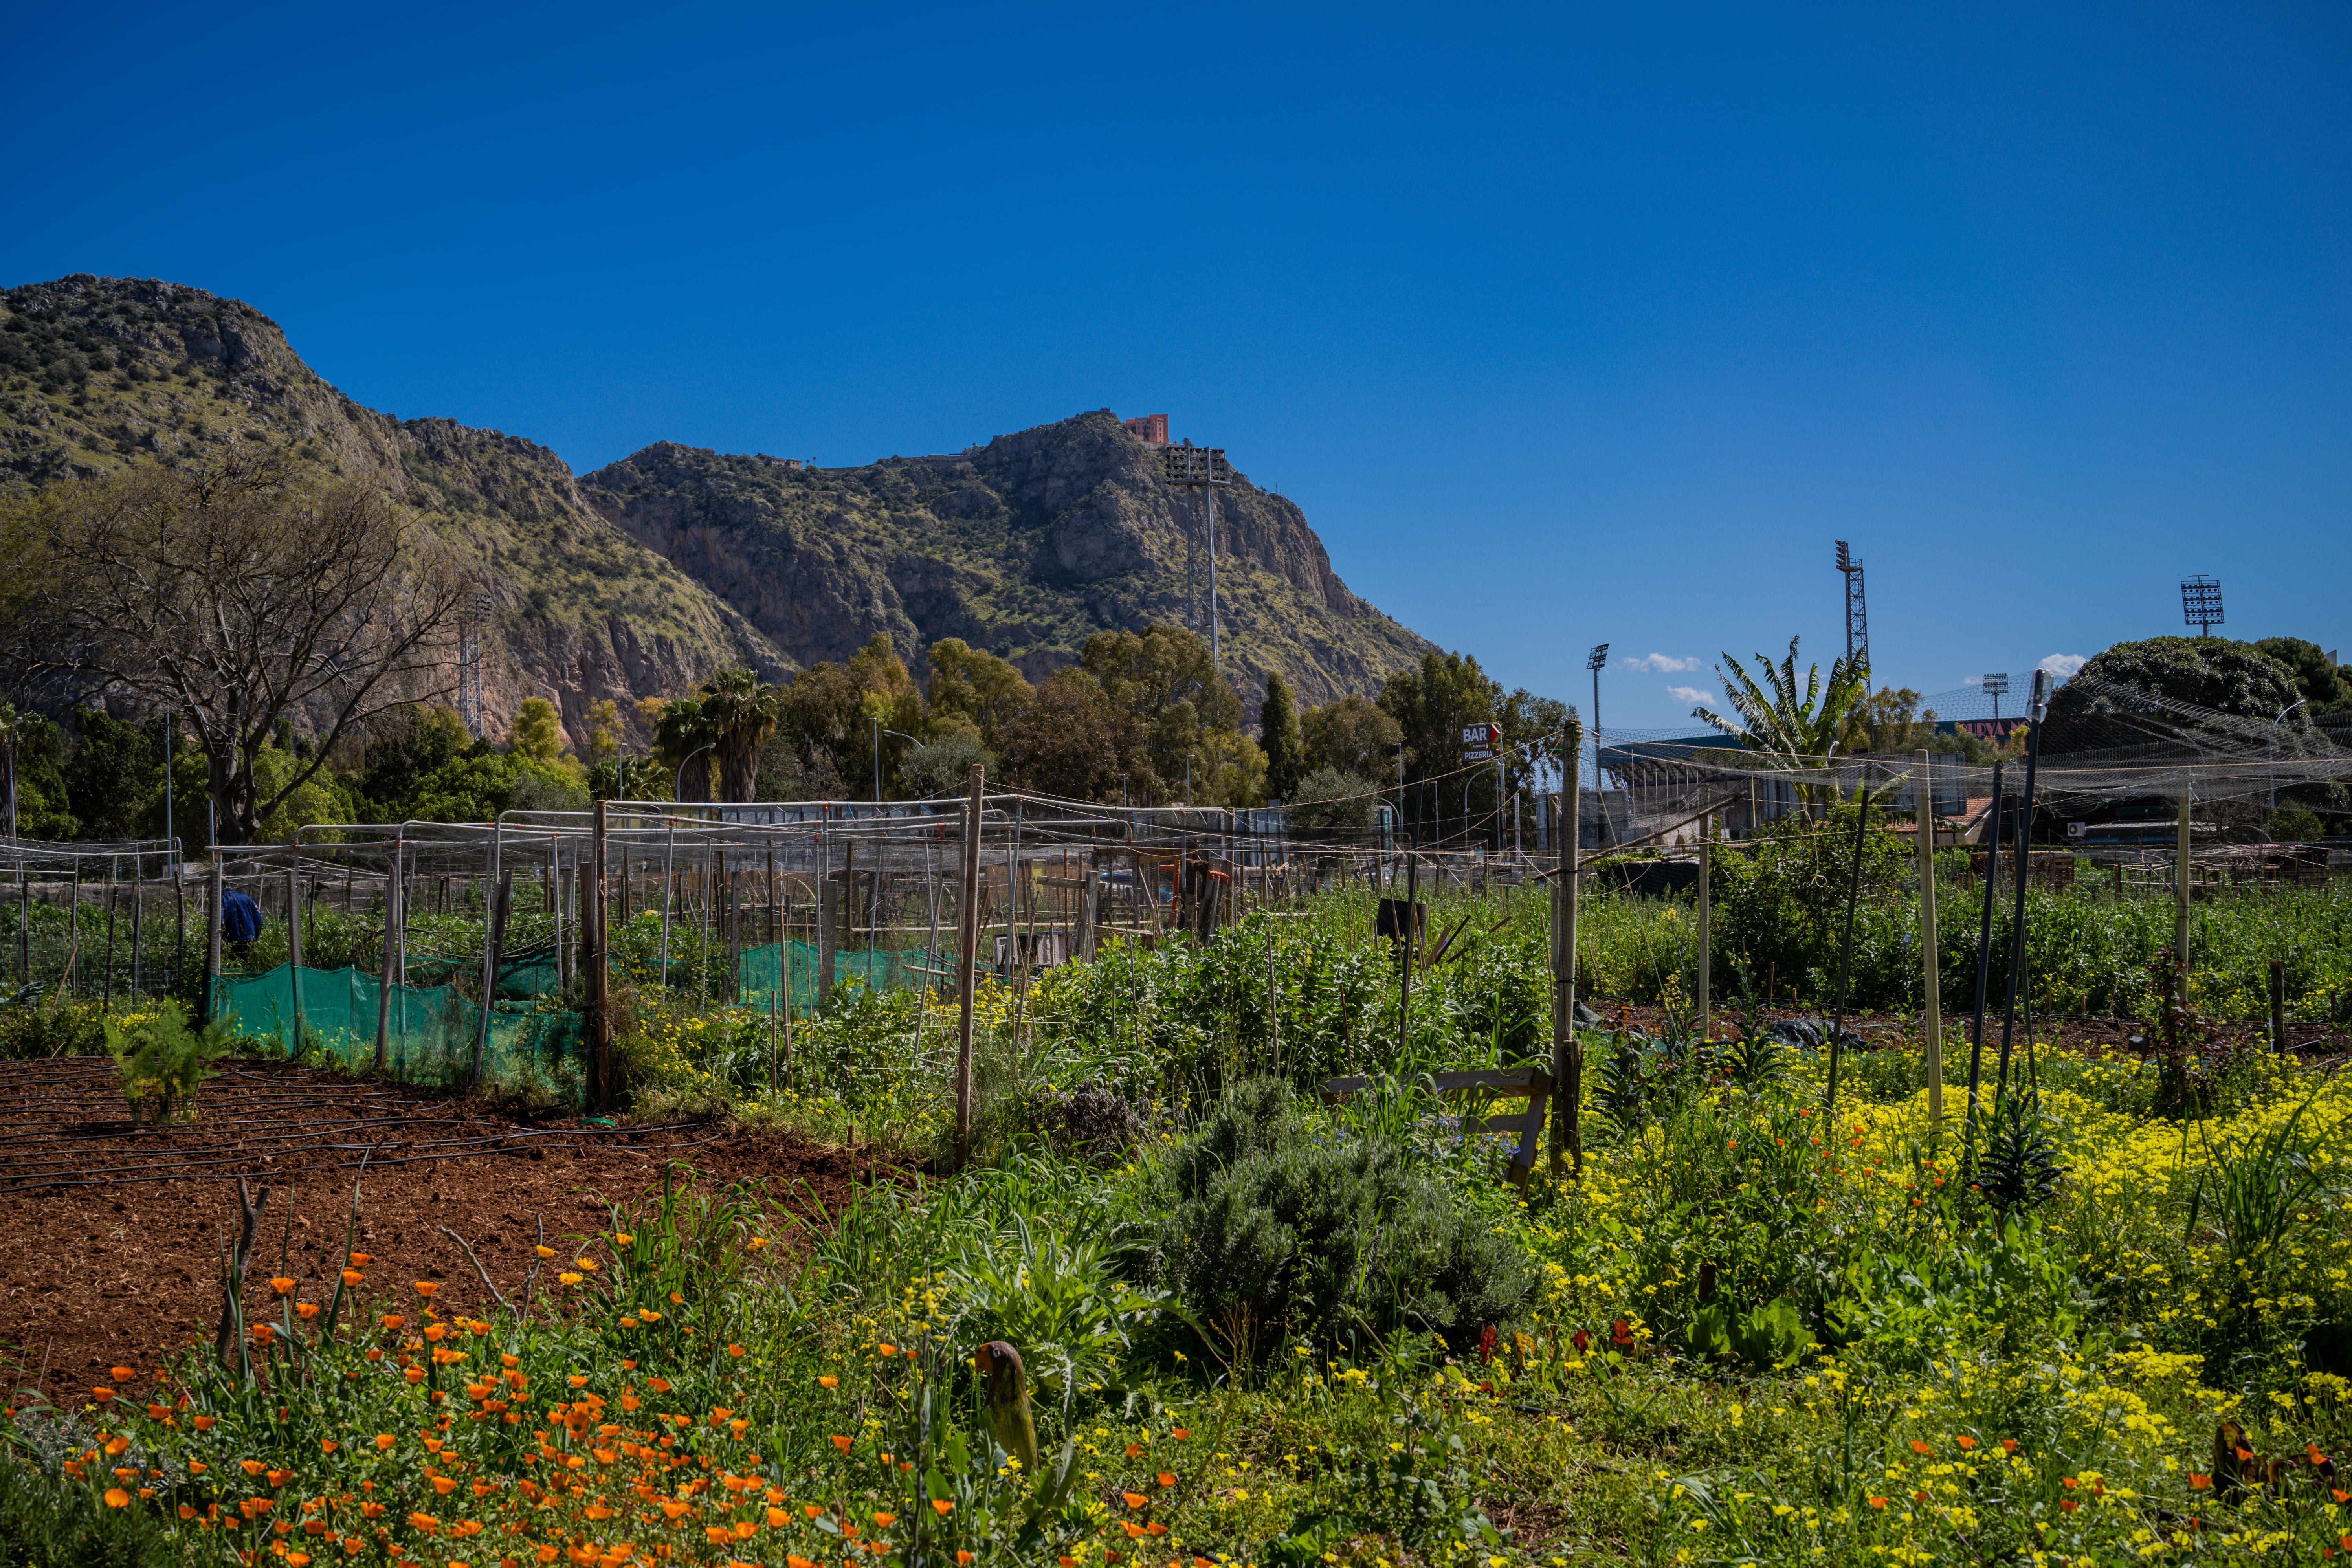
[13,453,472,845]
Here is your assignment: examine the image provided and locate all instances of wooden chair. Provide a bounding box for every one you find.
[1319,1067,1553,1188]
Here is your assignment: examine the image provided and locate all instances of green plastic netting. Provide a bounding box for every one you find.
[210,964,585,1097]
[735,941,945,1012]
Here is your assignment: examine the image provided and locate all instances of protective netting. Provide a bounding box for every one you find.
[1596,671,2352,834]
[735,941,946,1014]
[210,963,585,1096]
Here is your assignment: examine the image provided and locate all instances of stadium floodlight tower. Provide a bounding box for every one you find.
[1983,672,2009,728]
[1835,540,1869,670]
[1159,439,1234,671]
[2181,575,2224,638]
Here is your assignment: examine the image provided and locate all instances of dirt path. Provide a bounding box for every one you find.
[0,1059,892,1411]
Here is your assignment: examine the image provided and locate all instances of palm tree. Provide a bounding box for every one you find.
[1690,637,1871,818]
[651,698,719,803]
[697,668,783,803]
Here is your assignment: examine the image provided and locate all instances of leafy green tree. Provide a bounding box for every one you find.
[2052,636,2303,726]
[352,706,472,823]
[508,698,564,765]
[2249,637,2350,715]
[61,708,167,841]
[1286,766,1381,836]
[1378,649,1501,839]
[1080,624,1244,800]
[778,635,924,796]
[1837,686,1939,756]
[1301,693,1403,781]
[1260,671,1303,801]
[996,669,1151,802]
[0,704,75,839]
[925,638,1033,746]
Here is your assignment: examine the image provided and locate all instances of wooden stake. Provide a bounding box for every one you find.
[1915,748,1943,1120]
[1695,810,1711,1039]
[471,870,511,1086]
[1551,722,1583,1177]
[2271,957,2287,1055]
[205,859,224,1023]
[371,848,398,1071]
[286,860,303,1043]
[589,801,611,1111]
[954,764,984,1168]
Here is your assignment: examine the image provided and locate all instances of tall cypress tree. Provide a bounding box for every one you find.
[1262,670,1303,801]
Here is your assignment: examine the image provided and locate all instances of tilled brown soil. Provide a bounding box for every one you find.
[0,1059,895,1411]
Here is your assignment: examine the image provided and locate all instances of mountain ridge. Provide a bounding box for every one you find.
[0,273,1431,741]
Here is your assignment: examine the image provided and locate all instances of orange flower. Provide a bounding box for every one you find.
[2190,1474,2212,1490]
[789,1558,818,1568]
[1158,1472,1176,1487]
[766,1507,789,1526]
[242,1460,268,1477]
[348,1252,372,1266]
[414,1282,439,1298]
[2060,1498,2078,1512]
[831,1435,852,1452]
[818,1376,839,1390]
[873,1513,895,1528]
[1123,1492,1147,1509]
[1868,1496,1886,1509]
[110,1366,135,1381]
[957,1556,974,1566]
[535,1245,556,1259]
[876,1344,897,1358]
[376,1434,396,1450]
[1169,1428,1190,1441]
[1954,1435,1978,1451]
[90,1387,114,1403]
[433,1476,459,1496]
[1910,1440,1932,1456]
[297,1303,321,1320]
[320,1439,339,1454]
[931,1500,952,1516]
[104,1487,131,1507]
[2000,1438,2018,1453]
[383,1315,406,1330]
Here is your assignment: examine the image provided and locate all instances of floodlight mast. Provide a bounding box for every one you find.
[2181,576,2224,638]
[1835,541,1869,670]
[1983,672,2009,729]
[1158,439,1233,671]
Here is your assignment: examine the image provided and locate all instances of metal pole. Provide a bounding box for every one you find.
[1551,720,1583,1176]
[1964,770,2004,1139]
[1994,673,2052,1094]
[2175,787,2193,975]
[1914,748,1943,1121]
[372,844,398,1070]
[953,765,983,1167]
[1823,770,1872,1121]
[207,859,224,1024]
[1206,483,1220,671]
[285,859,302,1042]
[659,816,676,991]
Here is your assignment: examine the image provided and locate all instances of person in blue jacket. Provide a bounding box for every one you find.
[221,884,263,961]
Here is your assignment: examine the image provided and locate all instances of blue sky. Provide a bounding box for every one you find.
[6,2,2345,731]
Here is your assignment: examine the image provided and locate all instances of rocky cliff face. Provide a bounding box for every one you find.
[0,275,784,746]
[582,411,1433,712]
[1,275,1433,739]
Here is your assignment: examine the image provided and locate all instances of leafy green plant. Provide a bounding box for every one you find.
[105,1001,231,1124]
[1969,1085,2065,1223]
[1686,1295,1818,1372]
[1150,1077,1534,1357]
[948,1219,1166,1400]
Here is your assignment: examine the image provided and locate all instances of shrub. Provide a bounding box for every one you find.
[1148,1077,1533,1357]
[105,1000,232,1123]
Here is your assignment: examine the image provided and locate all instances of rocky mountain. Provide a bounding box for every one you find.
[0,273,1430,742]
[581,414,1433,714]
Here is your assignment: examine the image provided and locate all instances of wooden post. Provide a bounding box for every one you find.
[574,863,594,1003]
[1695,810,1711,1039]
[472,871,512,1085]
[2270,957,2287,1055]
[129,864,144,1001]
[1915,748,1943,1120]
[1079,863,1098,961]
[66,863,80,996]
[204,859,224,1023]
[1399,844,1418,1058]
[817,820,837,1005]
[102,859,118,1012]
[1551,722,1584,1177]
[553,841,569,992]
[371,849,397,1070]
[285,859,303,1042]
[589,801,611,1111]
[2174,789,2193,982]
[953,765,984,1167]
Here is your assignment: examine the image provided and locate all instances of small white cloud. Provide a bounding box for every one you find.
[1668,685,1719,709]
[1963,674,1983,685]
[1622,653,1703,673]
[2039,653,2086,679]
